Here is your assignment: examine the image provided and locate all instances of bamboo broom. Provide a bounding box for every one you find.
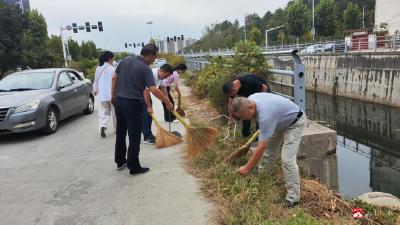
[222,130,260,164]
[175,96,185,117]
[171,110,218,158]
[150,113,182,149]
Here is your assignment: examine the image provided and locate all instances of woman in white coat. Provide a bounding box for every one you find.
[93,51,116,138]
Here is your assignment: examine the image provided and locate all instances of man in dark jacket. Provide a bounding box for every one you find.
[222,74,270,137]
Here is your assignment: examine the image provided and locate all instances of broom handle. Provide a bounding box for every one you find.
[243,130,260,146]
[171,110,190,129]
[178,96,181,108]
[149,113,161,128]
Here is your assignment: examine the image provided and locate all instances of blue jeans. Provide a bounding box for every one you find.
[141,100,153,139]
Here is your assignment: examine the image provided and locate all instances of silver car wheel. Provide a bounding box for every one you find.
[48,111,57,130]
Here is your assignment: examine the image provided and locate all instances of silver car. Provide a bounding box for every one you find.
[0,68,94,135]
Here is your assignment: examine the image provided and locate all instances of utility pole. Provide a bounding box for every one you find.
[312,0,315,42]
[146,21,153,40]
[60,27,68,67]
[244,14,247,43]
[362,5,366,29]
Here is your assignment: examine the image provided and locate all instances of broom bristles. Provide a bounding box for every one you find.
[222,145,251,164]
[156,126,182,149]
[186,127,218,158]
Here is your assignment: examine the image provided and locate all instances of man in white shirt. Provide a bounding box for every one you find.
[142,64,174,144]
[93,51,116,138]
[231,93,307,208]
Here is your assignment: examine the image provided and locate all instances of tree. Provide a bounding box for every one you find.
[315,0,338,37]
[46,35,64,67]
[343,3,361,30]
[287,0,311,37]
[287,0,311,38]
[68,39,81,61]
[21,9,48,69]
[81,41,98,60]
[249,27,262,45]
[0,4,25,78]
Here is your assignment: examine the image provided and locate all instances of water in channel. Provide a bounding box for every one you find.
[273,85,400,199]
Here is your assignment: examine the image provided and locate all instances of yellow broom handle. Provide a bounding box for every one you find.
[171,110,190,129]
[244,130,260,146]
[149,113,161,128]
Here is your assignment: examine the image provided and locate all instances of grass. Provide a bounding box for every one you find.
[183,96,400,225]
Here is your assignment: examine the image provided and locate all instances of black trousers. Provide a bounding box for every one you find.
[114,97,143,170]
[242,120,259,138]
[161,86,176,122]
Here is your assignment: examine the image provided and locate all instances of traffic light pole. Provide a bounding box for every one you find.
[60,27,68,67]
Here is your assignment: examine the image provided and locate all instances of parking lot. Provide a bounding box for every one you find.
[0,100,213,225]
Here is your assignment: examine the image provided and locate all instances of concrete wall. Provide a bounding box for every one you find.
[268,53,400,107]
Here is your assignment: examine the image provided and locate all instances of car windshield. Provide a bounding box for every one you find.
[0,72,55,91]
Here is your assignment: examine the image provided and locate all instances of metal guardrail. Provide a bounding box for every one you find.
[183,49,306,111]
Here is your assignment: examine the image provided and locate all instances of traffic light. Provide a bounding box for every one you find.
[167,37,170,43]
[98,22,103,32]
[141,42,144,47]
[129,44,132,47]
[72,23,78,33]
[125,43,128,48]
[178,37,181,41]
[85,22,91,32]
[173,36,176,41]
[181,35,184,40]
[133,43,136,48]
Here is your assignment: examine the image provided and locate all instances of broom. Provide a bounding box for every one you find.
[222,130,260,164]
[175,96,185,117]
[150,113,182,149]
[171,110,218,157]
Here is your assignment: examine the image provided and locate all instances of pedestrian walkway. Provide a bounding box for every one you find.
[0,94,215,225]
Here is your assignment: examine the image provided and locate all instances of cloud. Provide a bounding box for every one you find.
[30,0,289,52]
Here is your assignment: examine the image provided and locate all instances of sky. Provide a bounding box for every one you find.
[30,0,290,53]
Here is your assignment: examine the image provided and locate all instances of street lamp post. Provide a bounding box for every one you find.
[146,21,153,40]
[265,25,285,50]
[312,0,315,42]
[244,14,247,43]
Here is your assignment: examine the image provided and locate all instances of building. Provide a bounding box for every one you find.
[3,0,30,11]
[156,36,197,54]
[375,0,400,34]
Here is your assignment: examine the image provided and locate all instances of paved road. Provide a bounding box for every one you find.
[0,97,214,225]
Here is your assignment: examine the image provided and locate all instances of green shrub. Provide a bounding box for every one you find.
[189,41,271,114]
[69,59,98,81]
[156,53,185,67]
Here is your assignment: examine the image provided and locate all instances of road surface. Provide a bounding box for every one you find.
[0,97,214,225]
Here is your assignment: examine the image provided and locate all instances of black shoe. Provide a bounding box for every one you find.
[101,127,106,138]
[285,200,299,208]
[130,167,150,176]
[117,162,127,171]
[144,135,156,145]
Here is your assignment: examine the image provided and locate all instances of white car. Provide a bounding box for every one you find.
[300,44,324,54]
[154,58,167,67]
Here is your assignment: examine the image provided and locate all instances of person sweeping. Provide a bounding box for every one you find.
[231,93,306,208]
[112,44,173,175]
[161,64,187,121]
[222,74,270,138]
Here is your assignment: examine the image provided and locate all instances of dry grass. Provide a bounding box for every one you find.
[181,90,400,225]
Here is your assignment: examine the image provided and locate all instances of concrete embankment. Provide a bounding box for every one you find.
[267,52,400,107]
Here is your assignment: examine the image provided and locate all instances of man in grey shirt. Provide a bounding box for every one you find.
[231,93,307,208]
[112,44,173,176]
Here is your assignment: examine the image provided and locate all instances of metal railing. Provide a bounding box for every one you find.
[183,49,306,111]
[182,35,400,56]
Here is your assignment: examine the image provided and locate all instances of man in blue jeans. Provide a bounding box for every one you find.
[111,44,173,175]
[141,64,174,144]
